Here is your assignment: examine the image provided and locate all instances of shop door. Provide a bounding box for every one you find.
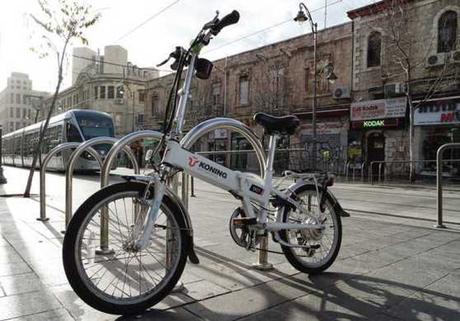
[367,132,385,178]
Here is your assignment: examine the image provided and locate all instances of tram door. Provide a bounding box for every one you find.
[367,132,385,178]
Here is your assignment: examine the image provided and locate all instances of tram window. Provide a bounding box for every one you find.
[67,123,83,142]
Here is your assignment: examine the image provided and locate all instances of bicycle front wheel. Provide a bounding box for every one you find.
[280,184,342,274]
[63,182,188,315]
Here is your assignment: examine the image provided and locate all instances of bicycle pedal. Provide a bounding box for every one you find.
[232,217,257,227]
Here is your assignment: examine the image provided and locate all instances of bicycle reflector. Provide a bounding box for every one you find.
[195,58,213,79]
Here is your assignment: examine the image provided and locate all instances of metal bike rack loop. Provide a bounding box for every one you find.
[180,118,272,270]
[65,137,139,227]
[436,143,460,229]
[39,142,100,222]
[99,130,163,252]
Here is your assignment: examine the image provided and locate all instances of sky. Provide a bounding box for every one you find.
[0,0,377,93]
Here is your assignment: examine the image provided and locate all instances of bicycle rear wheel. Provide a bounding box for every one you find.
[280,184,342,274]
[63,182,188,315]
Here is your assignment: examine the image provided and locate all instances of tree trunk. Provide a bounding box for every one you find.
[23,73,63,197]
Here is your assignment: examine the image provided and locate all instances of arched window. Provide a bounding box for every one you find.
[438,10,457,53]
[367,32,382,68]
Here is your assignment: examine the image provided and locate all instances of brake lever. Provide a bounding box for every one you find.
[202,10,219,30]
[156,57,170,67]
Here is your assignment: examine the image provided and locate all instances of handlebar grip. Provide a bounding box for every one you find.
[211,10,240,35]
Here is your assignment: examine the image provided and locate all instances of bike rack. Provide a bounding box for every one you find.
[99,130,163,252]
[180,118,271,271]
[39,142,101,222]
[436,143,460,229]
[65,137,139,227]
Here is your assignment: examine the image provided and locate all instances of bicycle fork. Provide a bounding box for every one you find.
[133,180,167,251]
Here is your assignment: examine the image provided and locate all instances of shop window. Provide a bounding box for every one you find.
[107,86,114,99]
[151,95,159,115]
[367,32,382,68]
[212,83,221,106]
[438,11,457,53]
[238,75,249,106]
[100,86,106,99]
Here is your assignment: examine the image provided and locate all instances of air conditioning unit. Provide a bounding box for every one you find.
[451,50,460,63]
[332,86,351,99]
[114,98,124,105]
[384,82,406,97]
[426,53,447,68]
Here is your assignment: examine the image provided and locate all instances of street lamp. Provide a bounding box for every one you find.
[294,2,319,167]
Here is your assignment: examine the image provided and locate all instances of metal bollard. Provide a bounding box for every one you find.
[252,235,273,271]
[190,176,196,197]
[39,142,82,222]
[0,127,7,185]
[436,143,460,229]
[181,173,189,210]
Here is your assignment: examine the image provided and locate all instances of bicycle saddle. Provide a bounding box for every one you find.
[253,112,300,135]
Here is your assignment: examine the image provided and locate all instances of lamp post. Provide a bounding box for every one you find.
[294,2,318,166]
[294,4,338,169]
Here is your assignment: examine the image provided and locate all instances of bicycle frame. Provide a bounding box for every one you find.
[134,41,324,251]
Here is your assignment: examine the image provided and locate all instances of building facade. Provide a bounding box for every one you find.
[0,72,49,134]
[41,45,159,136]
[348,0,460,177]
[144,23,353,172]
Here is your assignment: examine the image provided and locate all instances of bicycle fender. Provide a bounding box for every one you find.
[286,181,350,218]
[121,175,200,264]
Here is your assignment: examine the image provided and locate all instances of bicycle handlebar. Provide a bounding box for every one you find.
[211,10,240,35]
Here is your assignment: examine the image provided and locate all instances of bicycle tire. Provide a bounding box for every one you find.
[63,181,188,315]
[279,183,342,274]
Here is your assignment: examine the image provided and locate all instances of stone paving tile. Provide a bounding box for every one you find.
[154,292,196,311]
[29,257,69,287]
[387,290,460,321]
[183,279,231,301]
[49,284,115,321]
[0,272,44,296]
[0,290,62,320]
[119,307,203,321]
[0,245,25,264]
[0,260,31,277]
[5,308,75,321]
[183,276,315,321]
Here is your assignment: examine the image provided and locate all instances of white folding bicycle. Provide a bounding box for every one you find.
[63,10,349,315]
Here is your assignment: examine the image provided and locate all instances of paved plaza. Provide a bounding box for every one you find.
[0,166,459,321]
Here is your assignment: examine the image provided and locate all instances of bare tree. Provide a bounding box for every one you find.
[24,0,100,197]
[377,0,457,181]
[252,56,287,115]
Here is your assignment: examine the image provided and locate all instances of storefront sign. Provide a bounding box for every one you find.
[351,117,403,130]
[350,97,406,121]
[208,128,228,139]
[300,120,349,135]
[414,100,460,125]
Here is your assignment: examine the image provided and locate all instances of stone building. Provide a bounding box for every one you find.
[144,22,353,172]
[41,45,159,136]
[348,0,460,177]
[0,72,49,134]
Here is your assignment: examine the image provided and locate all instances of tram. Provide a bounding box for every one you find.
[1,109,115,171]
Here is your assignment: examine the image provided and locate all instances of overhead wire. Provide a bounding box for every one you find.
[114,0,181,42]
[203,0,344,55]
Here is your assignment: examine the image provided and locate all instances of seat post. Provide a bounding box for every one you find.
[265,134,278,181]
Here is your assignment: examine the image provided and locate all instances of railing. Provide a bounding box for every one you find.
[436,143,460,229]
[65,137,139,227]
[39,142,101,222]
[345,161,366,182]
[369,159,460,185]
